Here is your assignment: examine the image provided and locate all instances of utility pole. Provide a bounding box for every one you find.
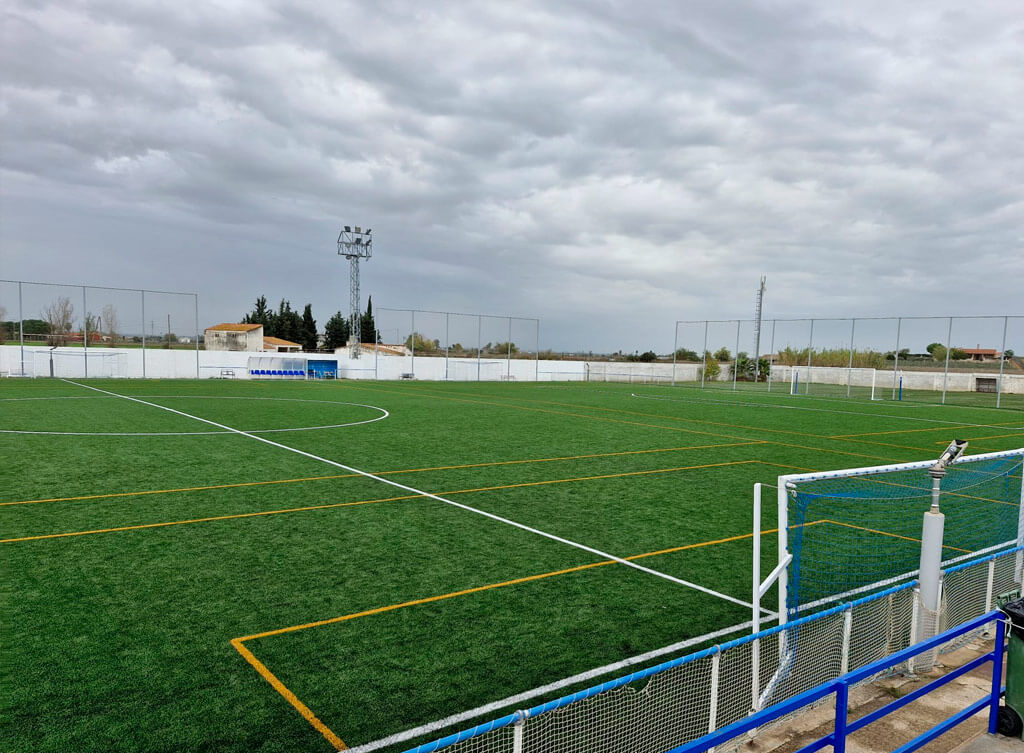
[753,275,766,382]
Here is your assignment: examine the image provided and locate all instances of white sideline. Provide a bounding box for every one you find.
[63,380,762,611]
[346,617,759,753]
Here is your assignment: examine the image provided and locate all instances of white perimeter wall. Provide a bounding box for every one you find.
[1,345,1022,394]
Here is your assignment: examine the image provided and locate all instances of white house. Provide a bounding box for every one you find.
[204,323,264,351]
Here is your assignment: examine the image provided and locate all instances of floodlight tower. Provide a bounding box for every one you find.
[337,225,373,358]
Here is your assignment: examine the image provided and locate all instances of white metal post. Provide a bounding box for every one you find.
[917,476,945,643]
[840,608,853,675]
[753,482,762,634]
[507,316,512,379]
[997,316,1008,408]
[733,319,740,390]
[534,319,540,382]
[18,281,24,375]
[1016,462,1024,583]
[410,309,416,376]
[444,312,450,381]
[986,560,996,612]
[777,480,789,625]
[846,319,856,398]
[194,294,200,378]
[767,319,776,392]
[141,290,146,378]
[941,316,953,404]
[476,315,482,381]
[892,317,902,400]
[700,320,709,389]
[82,286,88,378]
[805,319,814,395]
[672,321,679,387]
[708,652,721,735]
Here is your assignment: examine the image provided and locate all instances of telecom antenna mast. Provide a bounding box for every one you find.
[337,225,373,358]
[753,275,766,382]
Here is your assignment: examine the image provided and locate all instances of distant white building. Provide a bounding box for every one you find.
[204,323,264,351]
[262,336,302,353]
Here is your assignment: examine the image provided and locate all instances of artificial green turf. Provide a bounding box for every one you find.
[2,377,1022,752]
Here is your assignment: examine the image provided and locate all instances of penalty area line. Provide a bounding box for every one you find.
[61,380,760,613]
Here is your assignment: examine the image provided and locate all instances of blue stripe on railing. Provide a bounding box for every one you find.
[943,543,1024,576]
[400,545,1017,753]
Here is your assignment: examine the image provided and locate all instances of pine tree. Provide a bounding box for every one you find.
[301,304,318,351]
[360,296,377,344]
[323,311,350,349]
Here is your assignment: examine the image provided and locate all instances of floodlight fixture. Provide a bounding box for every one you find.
[344,225,351,232]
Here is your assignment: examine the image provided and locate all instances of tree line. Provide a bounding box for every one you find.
[241,295,378,351]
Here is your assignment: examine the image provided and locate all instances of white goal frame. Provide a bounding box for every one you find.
[754,447,1024,633]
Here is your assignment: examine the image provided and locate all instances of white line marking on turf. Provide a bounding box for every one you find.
[62,380,761,612]
[0,396,389,435]
[629,392,1024,431]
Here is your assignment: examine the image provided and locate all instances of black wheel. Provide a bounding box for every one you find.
[997,705,1023,737]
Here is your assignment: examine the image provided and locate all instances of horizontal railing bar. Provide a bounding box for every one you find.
[891,695,993,753]
[846,652,994,734]
[663,610,1001,753]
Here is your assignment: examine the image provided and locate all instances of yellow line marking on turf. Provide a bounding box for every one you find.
[0,460,756,543]
[1,441,763,507]
[231,638,347,750]
[822,519,973,553]
[934,432,1024,443]
[351,383,907,464]
[230,520,828,749]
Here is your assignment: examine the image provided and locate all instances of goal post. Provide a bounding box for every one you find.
[755,447,1024,629]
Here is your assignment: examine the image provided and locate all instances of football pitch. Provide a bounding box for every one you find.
[3,377,1023,752]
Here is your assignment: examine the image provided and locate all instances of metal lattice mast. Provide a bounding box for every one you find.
[753,275,766,381]
[337,225,373,358]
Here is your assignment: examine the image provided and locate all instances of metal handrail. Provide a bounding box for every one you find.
[667,609,1006,753]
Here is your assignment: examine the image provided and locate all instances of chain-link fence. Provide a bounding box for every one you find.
[672,316,1024,409]
[374,308,541,381]
[0,279,200,378]
[386,546,1021,753]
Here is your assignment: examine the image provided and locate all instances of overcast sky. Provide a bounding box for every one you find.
[2,1,1022,352]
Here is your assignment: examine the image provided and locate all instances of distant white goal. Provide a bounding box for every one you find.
[32,348,128,378]
[446,359,504,381]
[772,365,883,400]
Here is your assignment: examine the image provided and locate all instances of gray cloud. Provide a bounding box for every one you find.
[2,0,1022,352]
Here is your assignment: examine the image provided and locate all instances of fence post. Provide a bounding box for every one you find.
[941,316,953,404]
[997,315,1008,408]
[82,285,88,378]
[767,320,776,392]
[512,714,525,753]
[834,682,850,753]
[892,317,902,400]
[507,316,512,379]
[986,560,996,612]
[141,290,146,379]
[701,321,709,390]
[194,294,200,378]
[805,319,814,395]
[708,651,721,736]
[846,319,856,398]
[672,321,678,387]
[988,618,1006,734]
[535,319,540,382]
[411,309,416,376]
[444,312,450,381]
[733,320,740,390]
[18,281,25,375]
[477,315,482,381]
[840,608,853,675]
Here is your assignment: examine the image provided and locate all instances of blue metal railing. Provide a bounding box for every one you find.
[667,609,1007,753]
